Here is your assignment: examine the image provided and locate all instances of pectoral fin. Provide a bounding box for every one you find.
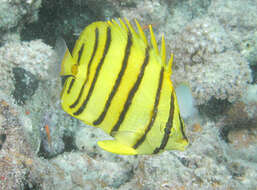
[97,140,137,155]
[58,38,77,77]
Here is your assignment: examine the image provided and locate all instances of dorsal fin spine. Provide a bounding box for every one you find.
[134,19,147,45]
[124,18,137,36]
[111,19,120,27]
[149,25,159,55]
[167,53,173,75]
[107,20,112,26]
[161,34,166,65]
[113,18,171,72]
[118,18,128,31]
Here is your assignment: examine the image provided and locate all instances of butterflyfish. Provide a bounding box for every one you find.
[60,18,188,155]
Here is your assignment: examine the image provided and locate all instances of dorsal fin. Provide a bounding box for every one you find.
[124,18,137,36]
[149,24,159,55]
[161,34,166,64]
[134,19,147,45]
[167,53,173,75]
[111,19,120,27]
[118,18,128,32]
[107,20,113,26]
[111,18,173,72]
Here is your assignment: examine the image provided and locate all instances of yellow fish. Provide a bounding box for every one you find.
[60,18,188,155]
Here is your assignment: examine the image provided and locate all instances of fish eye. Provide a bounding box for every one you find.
[71,64,78,75]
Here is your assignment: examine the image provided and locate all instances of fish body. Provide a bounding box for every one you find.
[60,19,188,155]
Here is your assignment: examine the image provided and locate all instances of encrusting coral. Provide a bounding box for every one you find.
[0,0,41,43]
[118,3,253,105]
[170,18,252,104]
[0,40,56,96]
[0,0,256,189]
[0,95,38,189]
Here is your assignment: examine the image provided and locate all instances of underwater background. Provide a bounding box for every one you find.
[0,0,256,189]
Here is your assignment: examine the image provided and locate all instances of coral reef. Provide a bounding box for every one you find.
[220,98,257,163]
[23,79,78,158]
[0,92,135,189]
[44,152,134,189]
[209,0,257,55]
[171,17,231,67]
[0,40,56,96]
[120,122,257,190]
[228,128,257,150]
[12,67,39,105]
[223,101,257,130]
[170,18,252,104]
[1,89,257,189]
[114,0,254,105]
[21,0,118,47]
[0,0,256,189]
[0,92,41,189]
[0,0,41,43]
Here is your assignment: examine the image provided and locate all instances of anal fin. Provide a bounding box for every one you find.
[98,140,137,155]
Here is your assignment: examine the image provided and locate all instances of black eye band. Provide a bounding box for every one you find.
[61,75,74,87]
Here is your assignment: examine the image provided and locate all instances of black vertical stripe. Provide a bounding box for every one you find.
[66,43,84,97]
[77,44,85,65]
[70,28,99,108]
[153,91,174,154]
[133,68,164,149]
[61,76,72,98]
[67,78,75,94]
[110,47,150,134]
[73,27,112,115]
[93,32,133,125]
[179,114,188,141]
